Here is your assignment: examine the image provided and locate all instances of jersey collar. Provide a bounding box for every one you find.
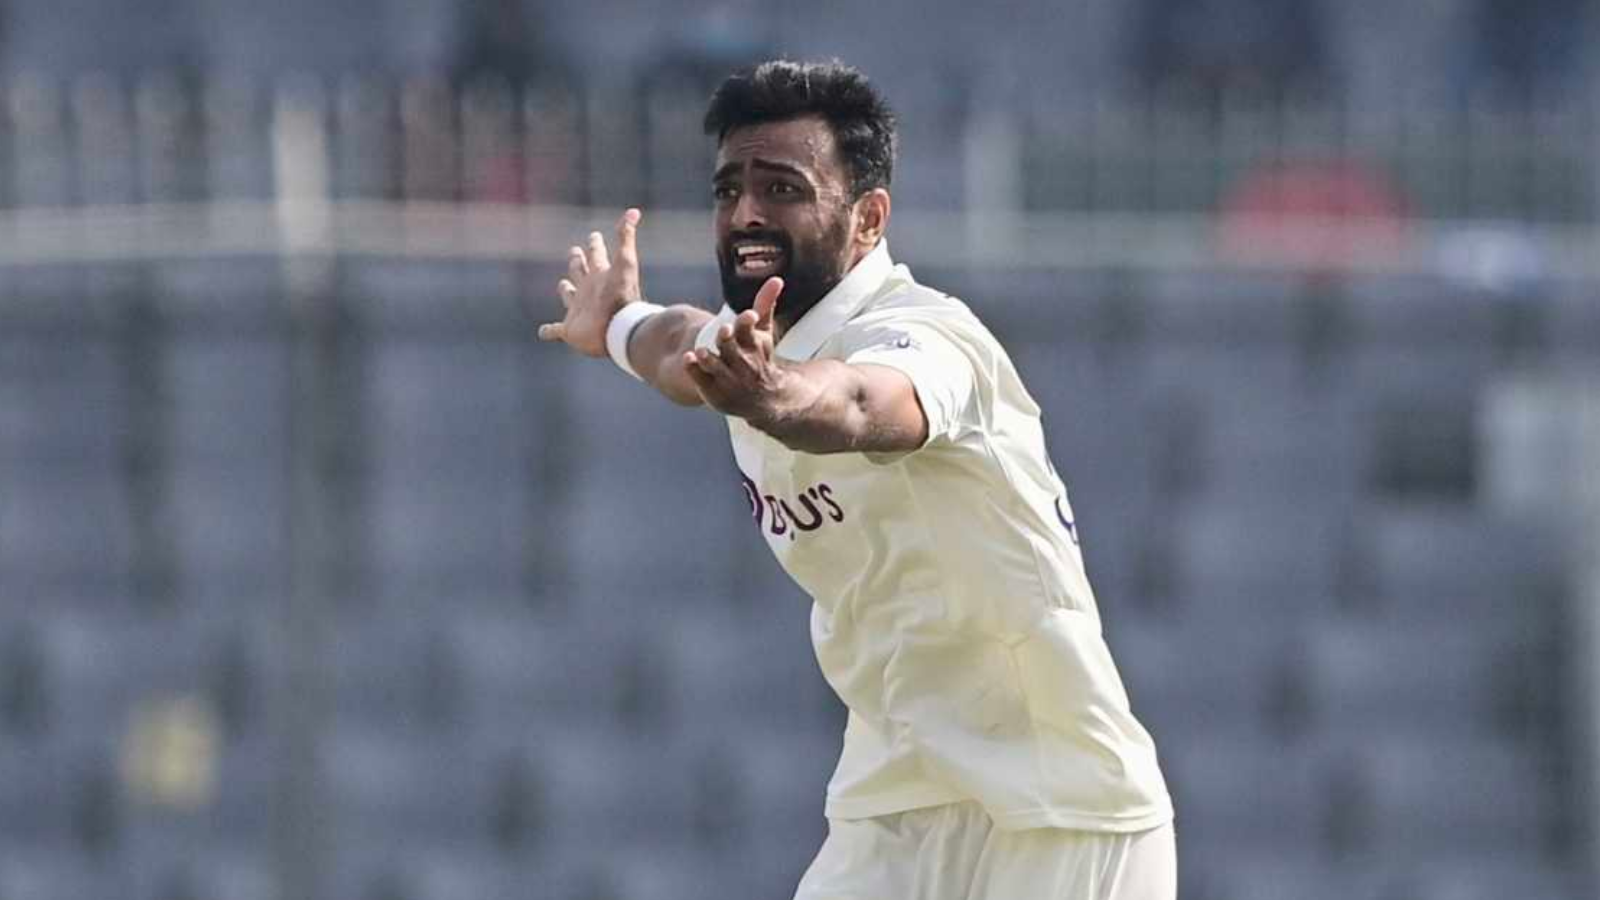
[773,240,894,361]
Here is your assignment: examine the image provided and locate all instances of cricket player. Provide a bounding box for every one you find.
[538,59,1175,900]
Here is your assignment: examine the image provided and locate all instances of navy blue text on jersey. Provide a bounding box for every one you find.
[740,472,845,540]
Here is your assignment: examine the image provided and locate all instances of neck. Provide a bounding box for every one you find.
[765,241,878,344]
[846,239,874,272]
[773,307,803,343]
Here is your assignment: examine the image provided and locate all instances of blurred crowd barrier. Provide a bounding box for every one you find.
[0,72,1593,224]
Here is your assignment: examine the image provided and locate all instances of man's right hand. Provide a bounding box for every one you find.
[537,208,644,358]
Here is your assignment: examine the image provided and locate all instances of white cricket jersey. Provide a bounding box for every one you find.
[695,241,1173,832]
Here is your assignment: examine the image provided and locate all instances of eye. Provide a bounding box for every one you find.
[712,183,738,202]
[769,182,800,196]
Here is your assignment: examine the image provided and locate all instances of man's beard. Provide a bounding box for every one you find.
[717,217,852,329]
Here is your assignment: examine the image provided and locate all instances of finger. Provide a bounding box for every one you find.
[715,323,749,371]
[732,310,762,351]
[690,347,734,385]
[615,208,641,270]
[694,346,726,373]
[753,277,784,331]
[557,278,577,309]
[585,230,610,272]
[537,322,567,342]
[567,247,587,281]
[683,351,718,392]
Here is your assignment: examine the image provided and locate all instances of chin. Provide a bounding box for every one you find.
[722,281,764,314]
[720,268,781,314]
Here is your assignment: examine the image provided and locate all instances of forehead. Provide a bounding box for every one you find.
[715,116,843,182]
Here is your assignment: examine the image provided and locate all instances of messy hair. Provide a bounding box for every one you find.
[704,59,897,198]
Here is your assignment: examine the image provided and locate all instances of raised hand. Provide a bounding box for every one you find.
[537,208,644,358]
[683,276,787,420]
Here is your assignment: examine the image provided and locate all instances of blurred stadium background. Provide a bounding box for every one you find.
[2,1,1600,899]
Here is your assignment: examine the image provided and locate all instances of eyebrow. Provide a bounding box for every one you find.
[712,158,812,183]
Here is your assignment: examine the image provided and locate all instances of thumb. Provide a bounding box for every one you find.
[754,276,783,331]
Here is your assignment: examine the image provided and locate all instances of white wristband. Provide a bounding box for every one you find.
[606,301,665,381]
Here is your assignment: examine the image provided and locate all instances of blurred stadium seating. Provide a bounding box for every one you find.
[5,250,1592,899]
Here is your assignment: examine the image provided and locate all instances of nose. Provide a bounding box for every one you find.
[732,190,766,229]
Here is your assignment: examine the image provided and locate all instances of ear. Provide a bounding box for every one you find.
[853,188,891,250]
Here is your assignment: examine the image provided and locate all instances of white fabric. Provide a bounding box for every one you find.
[606,301,665,380]
[700,241,1172,832]
[794,803,1177,900]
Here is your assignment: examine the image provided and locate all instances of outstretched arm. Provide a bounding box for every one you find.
[627,305,714,406]
[535,209,711,406]
[535,208,929,451]
[684,282,930,455]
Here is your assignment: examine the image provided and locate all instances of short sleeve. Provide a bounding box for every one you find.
[844,323,976,449]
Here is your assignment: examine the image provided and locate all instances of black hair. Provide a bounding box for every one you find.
[703,59,897,199]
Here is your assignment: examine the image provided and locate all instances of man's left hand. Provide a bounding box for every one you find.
[683,276,791,423]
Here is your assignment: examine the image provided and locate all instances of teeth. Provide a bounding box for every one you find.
[736,244,780,259]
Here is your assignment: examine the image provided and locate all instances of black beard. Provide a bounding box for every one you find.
[717,221,851,329]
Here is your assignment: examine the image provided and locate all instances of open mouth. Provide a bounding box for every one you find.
[733,241,786,278]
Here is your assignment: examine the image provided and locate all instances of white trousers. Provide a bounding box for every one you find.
[793,802,1177,900]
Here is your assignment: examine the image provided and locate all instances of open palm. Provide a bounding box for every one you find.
[538,208,645,358]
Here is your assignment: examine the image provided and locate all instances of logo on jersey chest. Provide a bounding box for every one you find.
[1055,496,1080,546]
[739,472,845,541]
